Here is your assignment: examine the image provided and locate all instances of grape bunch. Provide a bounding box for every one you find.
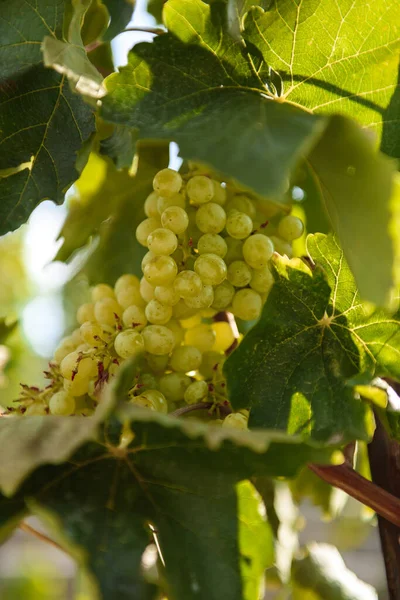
[11,166,303,428]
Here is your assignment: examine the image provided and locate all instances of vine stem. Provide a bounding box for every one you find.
[308,463,400,529]
[19,522,66,553]
[121,26,165,35]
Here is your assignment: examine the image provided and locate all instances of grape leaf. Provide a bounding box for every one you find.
[224,233,400,442]
[243,1,400,157]
[0,0,95,234]
[102,0,135,41]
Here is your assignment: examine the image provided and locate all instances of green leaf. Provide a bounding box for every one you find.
[99,125,136,169]
[146,0,165,22]
[243,2,400,154]
[102,0,135,41]
[0,226,32,320]
[290,467,347,520]
[291,543,378,600]
[0,0,95,234]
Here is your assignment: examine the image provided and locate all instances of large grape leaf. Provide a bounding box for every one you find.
[0,0,95,234]
[225,234,400,442]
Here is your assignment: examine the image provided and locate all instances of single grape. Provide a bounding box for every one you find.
[49,391,76,416]
[80,322,105,346]
[142,390,168,413]
[91,283,115,303]
[161,206,189,234]
[132,394,157,411]
[140,372,158,391]
[226,211,253,239]
[196,203,226,234]
[114,274,140,296]
[140,277,156,303]
[212,280,235,310]
[172,300,198,320]
[212,321,235,352]
[70,328,82,346]
[142,325,175,355]
[143,255,178,286]
[227,260,252,287]
[117,285,145,309]
[154,284,180,306]
[194,253,227,285]
[187,175,214,204]
[60,351,96,381]
[226,195,256,218]
[146,353,169,373]
[165,318,185,346]
[184,324,216,352]
[243,234,274,269]
[136,217,161,247]
[250,266,274,294]
[278,215,304,241]
[199,351,225,380]
[94,297,122,327]
[222,412,248,429]
[25,403,47,416]
[159,372,191,402]
[269,236,293,257]
[114,330,145,359]
[54,336,76,364]
[144,191,160,218]
[184,284,214,308]
[197,233,227,257]
[170,345,202,372]
[147,228,178,256]
[184,380,208,404]
[122,304,147,331]
[77,302,95,325]
[174,270,203,298]
[224,237,244,263]
[153,168,182,198]
[232,289,262,321]
[157,191,186,213]
[211,180,227,205]
[145,299,173,325]
[64,376,91,397]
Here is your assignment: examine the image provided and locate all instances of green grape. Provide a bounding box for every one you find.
[122,305,147,330]
[199,351,225,380]
[140,277,156,303]
[226,211,253,239]
[114,329,145,359]
[114,273,140,296]
[49,391,76,416]
[132,395,157,411]
[60,352,97,382]
[77,302,95,325]
[64,376,91,397]
[194,253,227,285]
[154,284,180,306]
[170,345,202,373]
[269,236,293,258]
[116,285,145,310]
[70,328,82,346]
[211,180,227,205]
[54,336,76,364]
[80,322,105,346]
[197,233,227,257]
[91,283,115,303]
[153,168,182,198]
[227,260,252,287]
[134,389,168,413]
[142,325,175,355]
[226,195,256,218]
[212,321,235,352]
[143,255,178,286]
[232,289,262,321]
[250,266,274,294]
[187,175,214,204]
[165,318,185,346]
[224,237,243,263]
[159,372,191,402]
[212,280,235,310]
[144,191,160,218]
[222,412,248,429]
[94,297,122,327]
[140,372,158,390]
[146,352,169,373]
[136,217,161,247]
[174,270,203,298]
[161,206,189,234]
[184,324,216,352]
[145,299,173,325]
[243,233,274,269]
[172,300,198,320]
[157,191,186,213]
[147,228,178,256]
[195,203,226,234]
[142,252,156,272]
[278,215,304,241]
[184,284,214,308]
[184,380,208,404]
[25,403,47,416]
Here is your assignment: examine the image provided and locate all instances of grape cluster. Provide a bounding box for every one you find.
[12,166,303,428]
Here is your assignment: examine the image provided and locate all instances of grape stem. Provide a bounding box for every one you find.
[19,522,67,553]
[121,26,166,35]
[170,402,232,418]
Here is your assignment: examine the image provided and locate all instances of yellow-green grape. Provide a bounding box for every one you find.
[144,191,160,218]
[194,253,227,285]
[49,391,76,416]
[60,351,97,381]
[184,324,216,352]
[122,305,147,330]
[91,283,115,303]
[157,191,186,213]
[70,328,82,346]
[227,260,252,288]
[117,285,145,309]
[80,322,105,346]
[201,307,217,319]
[94,297,122,327]
[141,372,158,390]
[140,277,156,303]
[153,168,182,198]
[243,233,274,269]
[184,380,209,404]
[147,228,178,256]
[114,273,140,296]
[159,372,191,402]
[165,318,185,346]
[199,351,225,379]
[145,299,173,325]
[212,321,235,352]
[278,215,304,241]
[195,203,226,234]
[212,180,227,205]
[184,284,214,308]
[170,345,202,372]
[161,206,189,234]
[25,403,47,416]
[77,302,95,325]
[136,217,161,247]
[180,313,202,329]
[224,237,243,263]
[226,211,253,239]
[64,377,91,397]
[75,343,90,353]
[269,236,292,258]
[226,195,256,218]
[54,336,76,363]
[172,300,198,320]
[197,233,227,257]
[114,330,145,359]
[154,284,180,306]
[132,394,157,411]
[232,289,262,321]
[250,266,274,294]
[146,352,169,373]
[174,270,203,298]
[222,412,248,429]
[212,281,235,310]
[143,255,178,286]
[142,325,175,355]
[187,175,214,204]
[134,390,168,413]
